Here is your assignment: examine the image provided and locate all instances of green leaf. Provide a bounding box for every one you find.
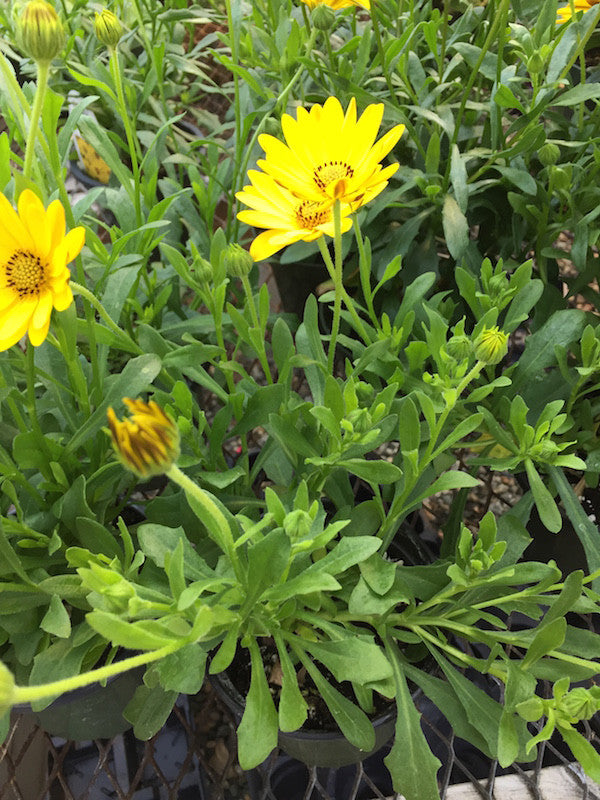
[86,611,180,650]
[137,524,216,582]
[274,634,308,732]
[308,536,380,577]
[522,617,566,668]
[560,725,600,783]
[237,639,279,769]
[263,571,340,603]
[151,643,207,694]
[67,355,162,454]
[124,684,178,740]
[303,638,392,685]
[442,194,469,261]
[244,528,291,608]
[295,648,375,752]
[549,465,600,584]
[335,458,402,484]
[40,594,71,638]
[525,460,562,533]
[384,643,441,800]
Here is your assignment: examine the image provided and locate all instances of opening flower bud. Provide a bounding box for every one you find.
[107,398,180,479]
[17,0,64,64]
[474,326,508,365]
[223,243,253,279]
[94,9,123,49]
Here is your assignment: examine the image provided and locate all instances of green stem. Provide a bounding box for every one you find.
[166,464,241,581]
[233,27,319,240]
[23,61,49,182]
[70,281,142,354]
[371,3,395,101]
[443,0,510,189]
[12,643,179,705]
[109,46,142,226]
[240,273,273,384]
[327,200,343,374]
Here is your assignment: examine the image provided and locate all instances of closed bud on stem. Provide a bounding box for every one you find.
[538,141,560,167]
[526,51,544,75]
[190,243,213,285]
[312,4,336,29]
[445,333,473,361]
[17,0,64,63]
[474,326,508,365]
[223,243,253,279]
[94,9,123,49]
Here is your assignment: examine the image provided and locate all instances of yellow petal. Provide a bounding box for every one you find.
[18,190,51,261]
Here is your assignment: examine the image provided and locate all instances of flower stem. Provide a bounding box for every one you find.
[109,46,142,226]
[70,281,142,355]
[240,273,273,385]
[12,643,179,705]
[166,464,241,581]
[23,61,49,182]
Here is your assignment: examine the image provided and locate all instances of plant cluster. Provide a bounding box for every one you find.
[0,0,600,797]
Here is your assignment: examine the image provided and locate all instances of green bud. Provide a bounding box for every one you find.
[551,166,571,192]
[560,688,599,721]
[538,141,560,167]
[94,9,123,48]
[17,0,64,63]
[474,326,508,365]
[527,51,544,75]
[223,243,253,279]
[0,662,16,716]
[190,245,213,285]
[311,4,336,29]
[445,334,473,361]
[284,509,313,540]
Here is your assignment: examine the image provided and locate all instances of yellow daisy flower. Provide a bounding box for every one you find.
[557,0,598,22]
[107,398,180,479]
[256,97,405,210]
[301,0,370,10]
[236,170,353,261]
[0,190,84,350]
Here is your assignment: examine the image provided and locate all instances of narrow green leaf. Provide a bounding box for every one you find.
[237,639,279,769]
[384,643,441,800]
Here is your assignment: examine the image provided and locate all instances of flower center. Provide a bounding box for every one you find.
[313,160,355,195]
[5,250,46,297]
[296,199,331,229]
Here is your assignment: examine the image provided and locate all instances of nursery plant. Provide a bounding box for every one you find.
[1,0,600,799]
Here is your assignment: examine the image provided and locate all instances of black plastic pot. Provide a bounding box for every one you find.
[211,669,396,769]
[14,665,144,741]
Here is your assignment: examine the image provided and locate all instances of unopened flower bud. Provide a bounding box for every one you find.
[17,0,64,63]
[474,326,508,365]
[560,688,598,721]
[445,334,473,361]
[190,244,213,285]
[223,243,253,279]
[538,142,560,167]
[312,4,336,29]
[284,509,313,540]
[527,51,544,75]
[94,9,122,49]
[551,166,570,192]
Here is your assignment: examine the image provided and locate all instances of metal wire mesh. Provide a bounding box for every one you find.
[1,675,600,800]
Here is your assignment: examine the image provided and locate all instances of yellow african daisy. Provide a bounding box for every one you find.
[556,0,598,22]
[236,170,353,261]
[256,97,404,210]
[0,190,84,350]
[301,0,370,10]
[107,397,180,479]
